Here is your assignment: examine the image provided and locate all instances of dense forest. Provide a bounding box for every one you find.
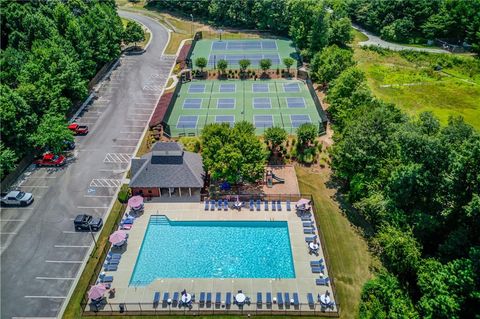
[0,0,123,179]
[346,0,480,52]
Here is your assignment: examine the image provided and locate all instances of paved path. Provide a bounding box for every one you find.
[0,11,174,319]
[353,24,450,54]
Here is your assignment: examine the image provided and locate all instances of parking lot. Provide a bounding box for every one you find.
[0,11,174,319]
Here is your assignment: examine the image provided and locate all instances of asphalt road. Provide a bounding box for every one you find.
[353,24,450,54]
[0,11,174,319]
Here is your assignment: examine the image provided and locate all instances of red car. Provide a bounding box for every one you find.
[68,123,89,135]
[35,153,66,167]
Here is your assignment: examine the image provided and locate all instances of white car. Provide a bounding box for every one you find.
[1,191,34,207]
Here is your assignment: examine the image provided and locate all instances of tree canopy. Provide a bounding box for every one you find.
[310,45,355,83]
[194,57,207,71]
[123,20,145,46]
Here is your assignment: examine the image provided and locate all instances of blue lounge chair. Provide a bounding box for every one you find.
[105,259,120,265]
[293,293,299,307]
[204,200,209,210]
[310,258,324,267]
[286,200,291,211]
[303,221,314,227]
[100,275,113,283]
[264,200,268,211]
[257,292,262,306]
[162,292,169,307]
[277,292,283,306]
[304,228,315,234]
[311,266,325,273]
[107,252,121,259]
[272,200,276,211]
[249,199,254,211]
[172,292,179,306]
[285,292,290,307]
[224,199,229,211]
[206,292,212,307]
[153,292,160,308]
[210,200,215,211]
[226,292,232,306]
[215,292,221,307]
[305,235,317,242]
[217,200,223,210]
[307,293,315,307]
[301,216,311,221]
[256,200,261,211]
[104,264,118,271]
[277,200,282,211]
[199,292,205,306]
[266,292,272,307]
[316,277,330,286]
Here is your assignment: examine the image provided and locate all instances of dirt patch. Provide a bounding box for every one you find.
[263,165,300,195]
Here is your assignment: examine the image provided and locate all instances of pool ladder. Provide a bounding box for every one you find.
[150,215,170,225]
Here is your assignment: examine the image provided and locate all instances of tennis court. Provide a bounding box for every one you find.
[164,79,325,136]
[191,39,298,69]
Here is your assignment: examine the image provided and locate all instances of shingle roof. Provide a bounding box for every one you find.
[129,142,204,188]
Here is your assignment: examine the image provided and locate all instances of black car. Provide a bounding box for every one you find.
[74,214,103,231]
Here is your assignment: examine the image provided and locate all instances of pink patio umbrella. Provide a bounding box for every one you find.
[88,284,107,300]
[109,230,127,246]
[296,198,311,207]
[128,195,144,209]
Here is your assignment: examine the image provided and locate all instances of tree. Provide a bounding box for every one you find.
[310,45,354,83]
[217,59,228,74]
[259,58,272,73]
[238,59,251,73]
[0,143,18,180]
[283,57,295,74]
[296,123,318,147]
[29,114,74,154]
[123,20,145,46]
[264,126,287,152]
[328,17,353,46]
[194,57,207,72]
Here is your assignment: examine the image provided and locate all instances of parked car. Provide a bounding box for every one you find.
[74,214,103,231]
[34,153,66,167]
[1,191,34,207]
[68,123,89,135]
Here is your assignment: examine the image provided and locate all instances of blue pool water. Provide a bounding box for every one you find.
[129,217,295,285]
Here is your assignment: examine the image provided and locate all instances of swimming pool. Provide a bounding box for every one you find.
[130,217,295,285]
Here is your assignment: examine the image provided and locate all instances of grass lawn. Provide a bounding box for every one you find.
[352,30,480,130]
[296,166,374,319]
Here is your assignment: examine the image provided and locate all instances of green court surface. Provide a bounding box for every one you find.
[164,79,324,136]
[190,39,298,70]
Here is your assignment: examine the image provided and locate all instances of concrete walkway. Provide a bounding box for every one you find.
[353,24,450,54]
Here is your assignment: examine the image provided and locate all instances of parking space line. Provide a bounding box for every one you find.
[0,219,25,222]
[124,125,146,128]
[54,245,90,248]
[77,206,108,209]
[45,260,83,264]
[26,176,57,179]
[0,232,17,235]
[24,296,67,299]
[116,138,139,141]
[35,277,76,280]
[19,185,49,188]
[0,207,33,210]
[62,231,79,234]
[84,194,113,198]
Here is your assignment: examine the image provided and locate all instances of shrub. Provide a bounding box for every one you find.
[179,136,201,152]
[118,189,129,203]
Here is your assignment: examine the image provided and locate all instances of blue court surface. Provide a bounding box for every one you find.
[217,98,235,109]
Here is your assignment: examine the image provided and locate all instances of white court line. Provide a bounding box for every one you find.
[45,260,83,264]
[35,277,76,280]
[54,245,90,248]
[24,296,67,299]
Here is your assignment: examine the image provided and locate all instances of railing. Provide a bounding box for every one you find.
[305,79,328,134]
[207,193,309,203]
[82,301,339,317]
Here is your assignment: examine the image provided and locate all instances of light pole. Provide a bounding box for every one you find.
[190,14,193,37]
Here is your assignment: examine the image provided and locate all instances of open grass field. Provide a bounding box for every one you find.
[352,30,480,130]
[164,79,324,136]
[296,166,374,319]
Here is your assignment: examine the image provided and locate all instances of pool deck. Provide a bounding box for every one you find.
[92,202,336,314]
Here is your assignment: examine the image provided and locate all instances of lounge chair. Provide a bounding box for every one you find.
[277,292,284,306]
[285,292,290,307]
[249,199,254,211]
[210,200,215,211]
[304,228,315,234]
[107,252,121,259]
[103,264,117,271]
[293,293,299,307]
[162,292,169,307]
[224,199,229,211]
[215,292,221,307]
[316,277,330,286]
[305,235,317,242]
[272,200,276,211]
[310,258,324,267]
[264,200,268,211]
[153,292,160,308]
[217,200,223,211]
[106,255,121,262]
[266,292,272,307]
[311,266,325,273]
[199,292,205,306]
[303,221,314,227]
[277,200,282,211]
[99,275,113,283]
[226,292,232,306]
[204,200,209,211]
[256,200,261,211]
[307,293,315,307]
[301,215,311,221]
[206,292,212,307]
[105,258,119,265]
[257,292,262,306]
[172,292,179,306]
[286,200,291,211]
